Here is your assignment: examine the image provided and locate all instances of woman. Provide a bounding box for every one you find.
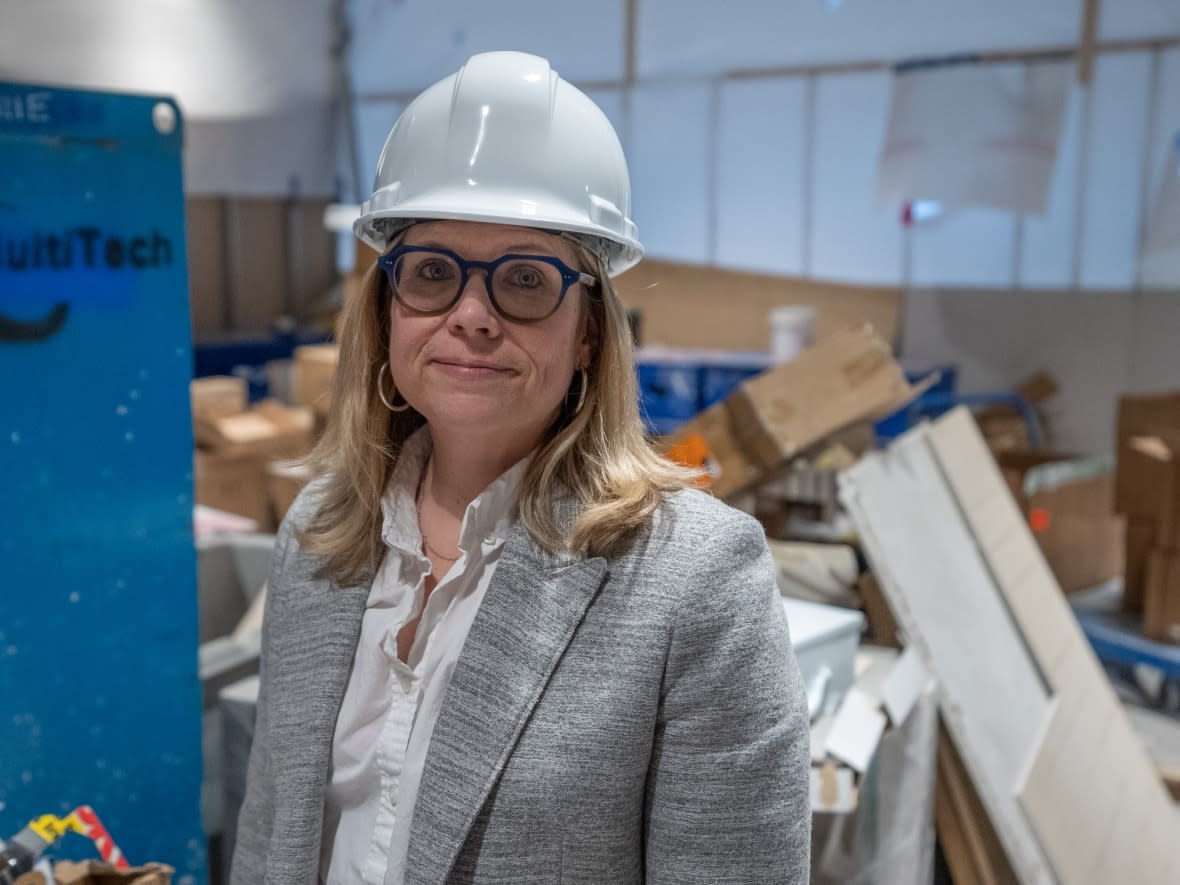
[232,51,810,885]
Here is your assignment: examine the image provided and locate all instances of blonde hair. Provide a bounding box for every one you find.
[299,239,697,585]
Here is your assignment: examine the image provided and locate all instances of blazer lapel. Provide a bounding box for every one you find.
[264,551,370,885]
[405,527,608,885]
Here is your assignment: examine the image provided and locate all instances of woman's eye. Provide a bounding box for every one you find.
[418,260,454,281]
[508,266,544,288]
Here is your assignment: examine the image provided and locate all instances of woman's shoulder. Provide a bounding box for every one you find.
[657,486,764,537]
[274,473,332,549]
[636,487,768,563]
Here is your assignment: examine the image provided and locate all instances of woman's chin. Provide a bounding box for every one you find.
[419,397,548,439]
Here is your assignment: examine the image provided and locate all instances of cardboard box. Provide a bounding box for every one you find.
[52,861,173,884]
[190,375,247,425]
[975,372,1058,453]
[1128,435,1180,547]
[195,450,273,530]
[996,451,1124,594]
[664,325,924,499]
[267,459,314,525]
[1144,550,1180,644]
[292,344,339,417]
[1115,392,1180,517]
[194,399,314,459]
[1125,517,1158,613]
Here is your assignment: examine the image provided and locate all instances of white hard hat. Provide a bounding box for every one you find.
[354,51,643,277]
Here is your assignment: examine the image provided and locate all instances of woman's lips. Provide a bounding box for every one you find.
[430,358,514,378]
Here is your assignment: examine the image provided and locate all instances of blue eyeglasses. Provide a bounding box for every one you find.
[378,245,597,323]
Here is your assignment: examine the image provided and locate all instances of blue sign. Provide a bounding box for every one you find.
[0,83,205,882]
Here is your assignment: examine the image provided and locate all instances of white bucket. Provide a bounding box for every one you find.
[769,306,816,364]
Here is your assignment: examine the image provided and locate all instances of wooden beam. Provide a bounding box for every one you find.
[1078,0,1101,85]
[723,33,1175,83]
[355,33,1180,103]
[624,0,639,86]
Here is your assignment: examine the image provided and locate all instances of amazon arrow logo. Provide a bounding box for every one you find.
[0,301,69,342]
[0,202,69,342]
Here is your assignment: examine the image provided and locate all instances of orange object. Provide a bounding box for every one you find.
[664,433,714,487]
[1029,507,1051,533]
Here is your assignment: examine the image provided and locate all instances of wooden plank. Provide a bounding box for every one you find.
[226,198,287,334]
[185,197,228,340]
[287,198,337,325]
[615,259,903,350]
[1078,0,1101,86]
[935,721,1018,885]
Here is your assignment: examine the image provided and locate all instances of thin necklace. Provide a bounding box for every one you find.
[416,457,460,563]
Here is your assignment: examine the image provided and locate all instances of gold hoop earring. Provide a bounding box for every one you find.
[574,369,588,416]
[378,361,410,412]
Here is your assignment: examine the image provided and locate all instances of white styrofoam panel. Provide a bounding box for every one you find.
[810,72,903,285]
[628,82,712,263]
[715,78,808,275]
[636,0,1174,79]
[353,99,404,190]
[1079,52,1153,289]
[348,0,625,95]
[909,208,1017,288]
[1020,83,1084,288]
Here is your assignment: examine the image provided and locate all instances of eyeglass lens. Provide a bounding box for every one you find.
[392,251,565,321]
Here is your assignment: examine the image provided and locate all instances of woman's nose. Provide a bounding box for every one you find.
[446,271,500,334]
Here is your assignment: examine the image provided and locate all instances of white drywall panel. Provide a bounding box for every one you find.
[348,0,626,95]
[628,82,712,263]
[1146,48,1180,224]
[839,416,1055,883]
[844,409,1180,885]
[1141,46,1180,289]
[1098,0,1180,42]
[633,0,1173,79]
[909,208,1017,287]
[716,78,807,275]
[1079,52,1153,289]
[810,72,903,284]
[1020,85,1085,288]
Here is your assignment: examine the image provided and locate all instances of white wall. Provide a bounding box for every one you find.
[2,0,338,195]
[340,1,1180,451]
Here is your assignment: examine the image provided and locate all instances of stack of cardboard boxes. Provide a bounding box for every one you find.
[664,325,925,499]
[1116,392,1180,643]
[191,376,316,531]
[996,451,1123,594]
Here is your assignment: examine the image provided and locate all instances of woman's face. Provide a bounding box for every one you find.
[387,220,592,447]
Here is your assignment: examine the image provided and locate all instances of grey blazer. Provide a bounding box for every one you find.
[231,483,811,885]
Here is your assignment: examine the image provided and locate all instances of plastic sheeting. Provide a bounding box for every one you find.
[811,690,938,885]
